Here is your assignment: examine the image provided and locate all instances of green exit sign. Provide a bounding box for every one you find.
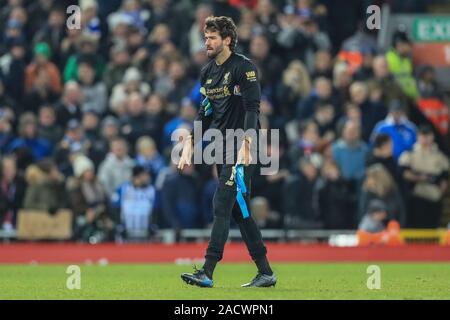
[413,16,450,42]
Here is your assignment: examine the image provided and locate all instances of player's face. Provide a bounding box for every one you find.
[204,30,225,59]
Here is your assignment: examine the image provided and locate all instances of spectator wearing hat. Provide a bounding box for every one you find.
[78,57,107,115]
[2,18,25,52]
[358,199,388,233]
[68,154,112,242]
[109,66,151,115]
[25,42,62,95]
[371,99,417,161]
[386,30,418,100]
[399,125,449,228]
[112,165,156,240]
[98,137,134,198]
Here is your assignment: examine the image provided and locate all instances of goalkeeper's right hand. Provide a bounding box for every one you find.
[178,135,193,170]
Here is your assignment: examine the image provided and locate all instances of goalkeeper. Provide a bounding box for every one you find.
[178,16,276,288]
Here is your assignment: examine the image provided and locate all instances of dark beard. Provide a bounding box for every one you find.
[207,43,224,59]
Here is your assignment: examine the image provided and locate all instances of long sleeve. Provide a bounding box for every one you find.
[237,60,260,131]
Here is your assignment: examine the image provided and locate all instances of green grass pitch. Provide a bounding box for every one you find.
[1,263,449,299]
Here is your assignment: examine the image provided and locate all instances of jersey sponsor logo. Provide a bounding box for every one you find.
[245,71,257,82]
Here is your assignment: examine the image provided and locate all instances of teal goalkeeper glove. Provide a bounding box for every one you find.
[200,87,212,116]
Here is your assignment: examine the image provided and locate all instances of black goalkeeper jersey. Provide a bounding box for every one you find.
[194,52,262,165]
[197,52,261,134]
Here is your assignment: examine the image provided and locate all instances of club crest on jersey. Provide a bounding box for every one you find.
[222,72,231,85]
[233,85,241,96]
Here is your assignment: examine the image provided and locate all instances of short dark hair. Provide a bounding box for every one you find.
[418,124,434,136]
[204,16,238,51]
[373,133,391,149]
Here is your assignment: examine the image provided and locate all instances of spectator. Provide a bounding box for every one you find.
[275,60,311,121]
[0,155,26,230]
[297,76,335,120]
[317,160,355,229]
[0,110,14,153]
[98,137,134,198]
[332,120,368,222]
[55,81,83,128]
[332,120,368,183]
[386,30,418,100]
[366,133,399,182]
[0,37,26,104]
[287,120,322,171]
[349,81,387,142]
[37,105,63,145]
[53,119,90,176]
[68,154,112,242]
[6,112,52,164]
[89,115,120,168]
[120,92,149,147]
[188,4,212,56]
[371,99,417,161]
[161,164,201,230]
[23,159,67,212]
[135,136,166,182]
[63,34,105,83]
[102,43,130,93]
[399,125,449,228]
[368,55,407,108]
[25,42,62,95]
[112,165,156,240]
[250,196,281,229]
[358,199,388,233]
[78,57,108,114]
[109,66,151,116]
[32,6,66,68]
[358,164,406,227]
[283,156,323,229]
[81,109,100,143]
[249,34,283,91]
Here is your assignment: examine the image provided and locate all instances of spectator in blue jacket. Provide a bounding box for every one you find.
[371,99,417,161]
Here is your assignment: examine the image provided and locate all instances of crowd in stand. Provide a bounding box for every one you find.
[0,0,449,242]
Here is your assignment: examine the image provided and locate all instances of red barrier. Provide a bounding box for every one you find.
[1,243,450,264]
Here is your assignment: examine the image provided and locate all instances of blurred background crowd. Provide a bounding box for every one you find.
[0,0,449,242]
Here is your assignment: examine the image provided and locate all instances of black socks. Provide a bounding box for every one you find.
[255,256,273,276]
